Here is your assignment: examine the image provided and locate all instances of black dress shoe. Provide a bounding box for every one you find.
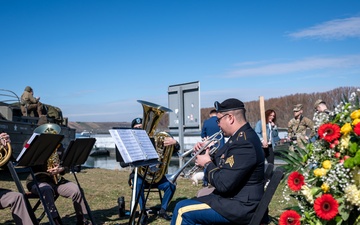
[158,209,172,221]
[76,219,92,225]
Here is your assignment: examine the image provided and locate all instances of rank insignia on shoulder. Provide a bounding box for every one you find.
[225,155,234,167]
[236,131,246,141]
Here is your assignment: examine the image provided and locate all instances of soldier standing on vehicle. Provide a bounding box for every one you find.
[287,104,315,150]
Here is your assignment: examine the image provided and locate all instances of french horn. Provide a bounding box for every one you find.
[0,138,12,167]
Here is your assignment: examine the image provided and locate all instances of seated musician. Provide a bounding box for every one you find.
[20,86,44,117]
[129,117,180,223]
[24,141,91,225]
[0,133,35,225]
[171,98,266,225]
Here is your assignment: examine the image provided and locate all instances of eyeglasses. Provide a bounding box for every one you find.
[216,114,229,124]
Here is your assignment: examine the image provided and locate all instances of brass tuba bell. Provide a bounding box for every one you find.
[34,123,61,134]
[136,100,174,184]
[34,123,62,184]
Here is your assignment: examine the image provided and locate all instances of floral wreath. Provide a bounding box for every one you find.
[278,90,360,225]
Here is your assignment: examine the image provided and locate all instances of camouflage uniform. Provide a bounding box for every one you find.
[288,115,315,150]
[313,99,333,132]
[20,86,43,117]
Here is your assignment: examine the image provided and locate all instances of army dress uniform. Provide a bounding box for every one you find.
[171,122,265,225]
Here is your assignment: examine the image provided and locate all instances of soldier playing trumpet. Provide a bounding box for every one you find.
[171,98,267,225]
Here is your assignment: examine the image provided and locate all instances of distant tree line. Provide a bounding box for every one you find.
[158,86,359,130]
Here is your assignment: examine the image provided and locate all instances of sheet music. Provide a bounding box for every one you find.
[109,129,158,164]
[132,129,159,160]
[16,132,39,162]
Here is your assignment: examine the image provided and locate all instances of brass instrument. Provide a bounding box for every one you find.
[33,123,62,184]
[137,100,174,184]
[166,130,223,184]
[0,138,12,167]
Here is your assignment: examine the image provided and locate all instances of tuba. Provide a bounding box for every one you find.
[0,138,12,167]
[137,100,174,184]
[34,123,62,184]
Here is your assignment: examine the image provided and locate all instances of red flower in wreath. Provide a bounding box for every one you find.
[314,194,339,220]
[354,123,360,136]
[287,171,305,191]
[279,210,301,225]
[318,123,341,143]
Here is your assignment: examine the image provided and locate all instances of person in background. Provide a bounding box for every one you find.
[314,99,331,114]
[171,98,266,225]
[201,109,225,147]
[200,109,225,187]
[254,109,280,164]
[20,86,43,117]
[313,99,333,138]
[129,117,180,223]
[287,104,315,150]
[0,133,35,225]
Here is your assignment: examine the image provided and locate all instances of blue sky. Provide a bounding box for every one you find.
[1,0,359,122]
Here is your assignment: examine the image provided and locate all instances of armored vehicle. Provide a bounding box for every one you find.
[0,89,75,165]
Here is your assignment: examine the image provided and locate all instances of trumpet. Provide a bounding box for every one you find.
[166,130,223,184]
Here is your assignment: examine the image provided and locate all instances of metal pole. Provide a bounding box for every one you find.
[178,86,184,168]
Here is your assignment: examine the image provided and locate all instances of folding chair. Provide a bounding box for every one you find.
[129,182,163,213]
[249,167,285,225]
[25,192,60,223]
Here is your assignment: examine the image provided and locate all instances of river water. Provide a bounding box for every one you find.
[83,147,192,175]
[80,133,285,173]
[80,133,197,174]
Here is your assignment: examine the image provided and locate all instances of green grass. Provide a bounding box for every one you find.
[0,167,291,225]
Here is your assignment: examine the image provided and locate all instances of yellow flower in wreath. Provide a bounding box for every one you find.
[321,183,330,193]
[314,168,327,177]
[350,110,360,120]
[352,118,360,126]
[341,123,352,135]
[322,160,332,169]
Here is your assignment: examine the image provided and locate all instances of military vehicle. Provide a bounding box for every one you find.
[0,89,75,166]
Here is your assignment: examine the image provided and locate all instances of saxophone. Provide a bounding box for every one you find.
[136,100,174,184]
[34,123,62,184]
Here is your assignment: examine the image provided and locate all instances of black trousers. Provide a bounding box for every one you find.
[263,145,274,164]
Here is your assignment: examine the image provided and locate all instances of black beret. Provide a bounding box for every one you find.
[131,117,142,128]
[214,98,245,112]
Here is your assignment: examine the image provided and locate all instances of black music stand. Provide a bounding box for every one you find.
[7,133,64,225]
[61,138,97,225]
[109,128,160,225]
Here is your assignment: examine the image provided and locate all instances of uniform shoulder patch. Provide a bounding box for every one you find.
[225,155,234,167]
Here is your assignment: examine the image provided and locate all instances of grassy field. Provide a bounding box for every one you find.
[0,167,291,225]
